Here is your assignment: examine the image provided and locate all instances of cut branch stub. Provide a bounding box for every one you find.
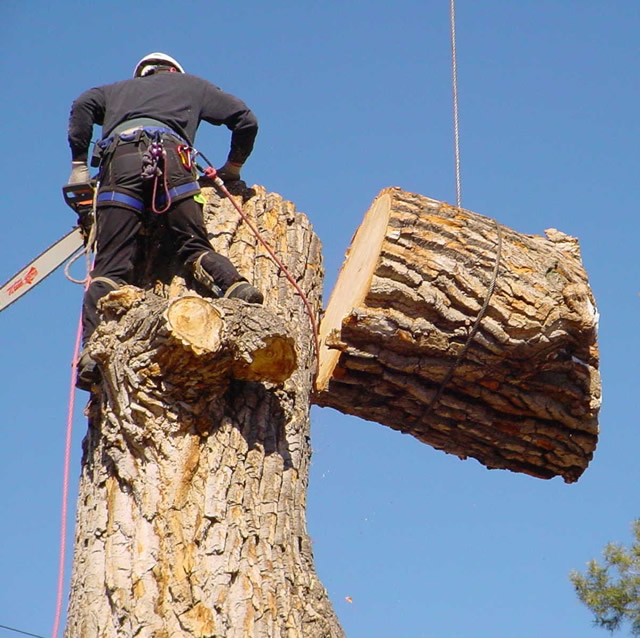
[92,289,297,397]
[165,295,223,355]
[314,187,601,483]
[164,295,297,383]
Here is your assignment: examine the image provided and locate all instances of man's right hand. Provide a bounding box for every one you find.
[68,161,90,184]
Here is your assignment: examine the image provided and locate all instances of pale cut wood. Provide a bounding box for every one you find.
[315,187,600,483]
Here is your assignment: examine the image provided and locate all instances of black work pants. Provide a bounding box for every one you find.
[82,196,242,343]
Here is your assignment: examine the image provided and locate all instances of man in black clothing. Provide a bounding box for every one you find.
[66,52,263,390]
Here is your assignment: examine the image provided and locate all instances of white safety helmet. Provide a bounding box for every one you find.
[133,52,185,78]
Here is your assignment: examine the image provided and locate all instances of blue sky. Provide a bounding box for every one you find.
[1,1,639,637]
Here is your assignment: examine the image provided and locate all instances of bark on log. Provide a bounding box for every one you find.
[65,183,344,637]
[315,187,601,483]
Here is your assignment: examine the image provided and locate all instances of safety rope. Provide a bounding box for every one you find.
[51,299,86,638]
[197,160,320,365]
[424,216,502,416]
[450,0,462,208]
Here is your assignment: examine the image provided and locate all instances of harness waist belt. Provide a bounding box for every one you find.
[97,190,144,211]
[98,127,188,150]
[109,117,168,136]
[97,181,199,212]
[156,181,200,206]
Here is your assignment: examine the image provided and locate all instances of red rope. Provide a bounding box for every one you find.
[52,296,86,637]
[205,168,320,363]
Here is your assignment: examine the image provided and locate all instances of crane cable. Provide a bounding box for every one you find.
[421,0,503,417]
[450,0,462,208]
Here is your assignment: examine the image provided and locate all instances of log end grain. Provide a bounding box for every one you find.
[166,296,223,355]
[317,191,393,391]
[232,336,297,384]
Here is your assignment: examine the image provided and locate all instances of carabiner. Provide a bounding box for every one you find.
[177,144,192,170]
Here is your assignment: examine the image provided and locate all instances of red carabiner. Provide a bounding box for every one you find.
[177,144,192,170]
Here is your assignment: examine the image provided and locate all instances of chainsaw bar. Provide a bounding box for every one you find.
[0,227,84,314]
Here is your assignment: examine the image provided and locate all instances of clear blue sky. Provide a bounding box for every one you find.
[1,1,639,637]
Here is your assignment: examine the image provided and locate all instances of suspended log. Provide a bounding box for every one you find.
[314,187,601,483]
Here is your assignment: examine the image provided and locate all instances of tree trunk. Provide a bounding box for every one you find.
[65,183,344,637]
[314,187,600,483]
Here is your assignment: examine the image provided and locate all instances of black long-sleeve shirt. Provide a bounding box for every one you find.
[68,72,258,165]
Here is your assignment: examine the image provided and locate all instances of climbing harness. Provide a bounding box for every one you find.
[140,131,171,214]
[93,121,198,215]
[194,151,321,362]
[60,147,320,363]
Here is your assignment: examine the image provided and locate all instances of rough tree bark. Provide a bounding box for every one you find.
[65,182,344,637]
[315,188,601,483]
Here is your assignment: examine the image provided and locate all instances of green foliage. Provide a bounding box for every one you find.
[570,520,640,634]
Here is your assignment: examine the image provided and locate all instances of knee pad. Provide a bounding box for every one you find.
[192,253,223,298]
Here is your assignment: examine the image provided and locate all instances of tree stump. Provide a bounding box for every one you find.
[65,183,344,637]
[315,187,601,483]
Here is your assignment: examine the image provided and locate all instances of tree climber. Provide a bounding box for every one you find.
[66,52,263,390]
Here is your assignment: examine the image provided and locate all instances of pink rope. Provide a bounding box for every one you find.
[51,302,85,637]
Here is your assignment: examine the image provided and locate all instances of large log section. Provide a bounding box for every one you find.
[315,187,601,483]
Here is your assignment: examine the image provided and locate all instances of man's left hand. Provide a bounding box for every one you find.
[217,161,243,182]
[68,161,90,184]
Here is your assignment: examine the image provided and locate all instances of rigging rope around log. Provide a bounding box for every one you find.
[195,156,320,366]
[423,216,502,417]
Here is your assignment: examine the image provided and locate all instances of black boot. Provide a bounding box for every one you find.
[224,281,264,304]
[76,350,100,391]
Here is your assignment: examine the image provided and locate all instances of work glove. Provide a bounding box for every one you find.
[216,161,243,182]
[68,161,91,185]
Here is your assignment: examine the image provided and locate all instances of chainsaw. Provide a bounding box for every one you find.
[0,182,95,313]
